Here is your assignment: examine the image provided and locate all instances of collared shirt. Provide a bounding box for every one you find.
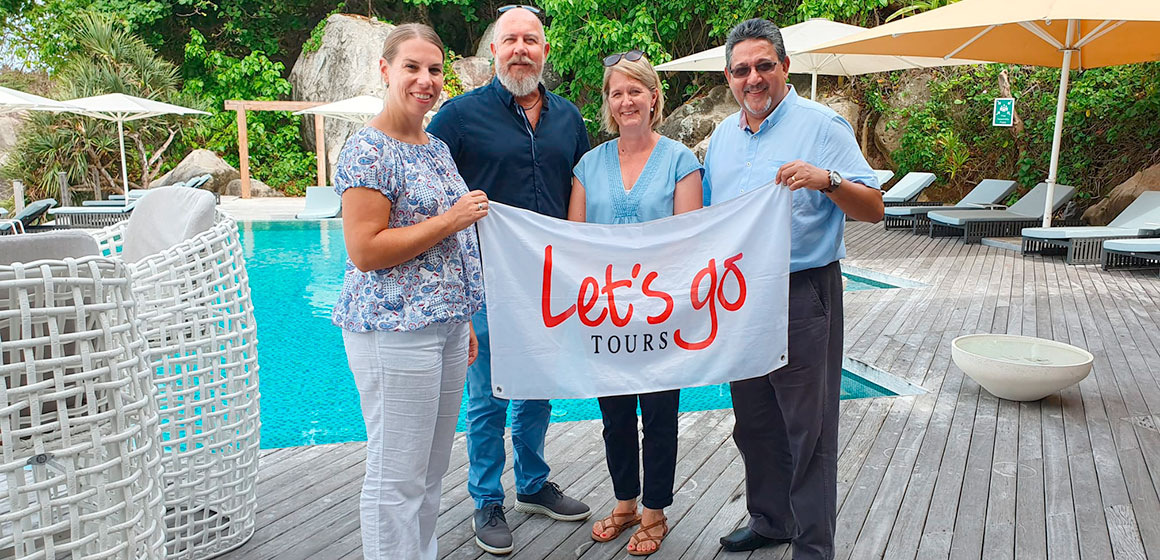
[427,78,590,219]
[703,86,879,272]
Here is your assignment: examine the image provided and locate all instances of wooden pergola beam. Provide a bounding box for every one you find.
[225,100,328,198]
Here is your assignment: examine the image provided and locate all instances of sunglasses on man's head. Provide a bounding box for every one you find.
[728,60,778,78]
[497,4,541,14]
[603,49,644,67]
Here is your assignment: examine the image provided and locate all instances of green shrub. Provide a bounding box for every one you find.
[179,29,315,195]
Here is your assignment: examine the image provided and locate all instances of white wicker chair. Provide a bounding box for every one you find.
[93,188,260,560]
[0,246,167,559]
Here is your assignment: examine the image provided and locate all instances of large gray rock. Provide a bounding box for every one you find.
[290,14,394,181]
[225,178,285,198]
[1082,163,1160,225]
[452,56,494,92]
[155,149,240,194]
[475,22,497,59]
[873,72,933,163]
[819,95,861,130]
[657,86,738,150]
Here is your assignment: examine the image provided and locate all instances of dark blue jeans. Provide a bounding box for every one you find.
[464,305,552,508]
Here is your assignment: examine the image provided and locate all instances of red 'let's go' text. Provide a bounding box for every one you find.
[540,245,747,351]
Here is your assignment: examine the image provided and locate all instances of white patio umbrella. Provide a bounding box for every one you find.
[64,93,209,205]
[0,85,78,114]
[807,0,1160,227]
[654,18,982,100]
[292,95,383,123]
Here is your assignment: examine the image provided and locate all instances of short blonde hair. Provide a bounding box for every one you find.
[600,55,664,135]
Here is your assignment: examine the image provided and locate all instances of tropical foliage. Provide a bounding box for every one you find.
[3,12,192,199]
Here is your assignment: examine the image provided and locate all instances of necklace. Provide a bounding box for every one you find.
[517,93,542,112]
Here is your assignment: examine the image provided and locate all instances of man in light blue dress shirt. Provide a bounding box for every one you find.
[703,19,885,560]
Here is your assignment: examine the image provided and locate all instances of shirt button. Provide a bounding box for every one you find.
[746,162,751,167]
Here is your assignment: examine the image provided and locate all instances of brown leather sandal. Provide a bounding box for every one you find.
[627,516,668,556]
[591,510,641,542]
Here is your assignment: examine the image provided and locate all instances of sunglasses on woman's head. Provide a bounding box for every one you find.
[603,49,644,67]
[728,60,778,78]
[497,4,541,14]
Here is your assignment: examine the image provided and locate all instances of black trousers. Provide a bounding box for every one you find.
[730,260,843,560]
[597,389,680,510]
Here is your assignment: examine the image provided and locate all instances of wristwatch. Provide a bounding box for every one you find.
[823,170,842,194]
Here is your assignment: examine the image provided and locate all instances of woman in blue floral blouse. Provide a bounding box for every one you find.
[332,23,488,560]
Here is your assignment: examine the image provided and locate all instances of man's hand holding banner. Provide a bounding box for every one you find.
[478,184,792,399]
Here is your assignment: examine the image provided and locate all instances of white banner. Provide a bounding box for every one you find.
[478,183,791,399]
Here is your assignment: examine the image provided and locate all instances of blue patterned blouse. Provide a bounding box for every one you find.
[331,126,484,333]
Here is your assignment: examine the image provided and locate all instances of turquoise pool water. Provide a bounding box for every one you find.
[242,220,898,449]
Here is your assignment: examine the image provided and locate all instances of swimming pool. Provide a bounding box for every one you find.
[242,220,904,448]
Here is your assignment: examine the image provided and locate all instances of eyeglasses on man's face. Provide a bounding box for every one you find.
[497,4,541,14]
[728,60,778,78]
[603,49,644,67]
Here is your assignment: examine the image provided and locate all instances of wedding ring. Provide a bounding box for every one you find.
[792,175,798,182]
[478,203,484,211]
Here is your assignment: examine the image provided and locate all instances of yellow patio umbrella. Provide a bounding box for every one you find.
[807,0,1160,226]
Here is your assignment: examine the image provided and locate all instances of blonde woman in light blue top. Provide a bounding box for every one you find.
[567,49,701,556]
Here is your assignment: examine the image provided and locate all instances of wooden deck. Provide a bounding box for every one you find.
[222,222,1160,560]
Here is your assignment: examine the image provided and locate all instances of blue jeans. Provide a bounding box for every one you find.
[466,305,552,508]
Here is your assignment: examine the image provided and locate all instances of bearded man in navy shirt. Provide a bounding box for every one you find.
[427,5,591,556]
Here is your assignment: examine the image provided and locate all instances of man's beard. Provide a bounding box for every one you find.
[743,93,773,116]
[497,56,543,97]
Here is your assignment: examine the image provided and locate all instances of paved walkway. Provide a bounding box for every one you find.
[220,220,1160,560]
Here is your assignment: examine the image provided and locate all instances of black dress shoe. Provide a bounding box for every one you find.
[719,527,792,552]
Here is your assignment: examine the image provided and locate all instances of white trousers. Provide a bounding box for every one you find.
[343,322,469,560]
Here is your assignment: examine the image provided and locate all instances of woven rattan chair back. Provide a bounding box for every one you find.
[94,211,260,560]
[0,255,166,559]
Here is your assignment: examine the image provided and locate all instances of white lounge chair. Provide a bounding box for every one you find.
[296,185,342,219]
[884,179,1017,234]
[874,169,895,187]
[1021,191,1160,264]
[929,182,1077,243]
[49,200,137,227]
[881,171,937,206]
[0,198,57,234]
[1102,237,1160,275]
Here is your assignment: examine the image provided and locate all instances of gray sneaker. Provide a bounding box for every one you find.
[514,481,591,521]
[472,503,513,555]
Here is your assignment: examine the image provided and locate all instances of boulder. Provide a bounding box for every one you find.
[155,149,240,194]
[873,72,933,163]
[290,14,394,181]
[475,22,497,59]
[657,86,738,150]
[224,178,285,198]
[819,95,861,130]
[1081,163,1160,225]
[452,56,494,92]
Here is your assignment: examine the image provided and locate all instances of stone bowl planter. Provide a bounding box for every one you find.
[951,334,1094,401]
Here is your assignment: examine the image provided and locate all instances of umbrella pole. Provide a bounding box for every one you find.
[117,119,130,207]
[811,71,818,101]
[1043,24,1076,228]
